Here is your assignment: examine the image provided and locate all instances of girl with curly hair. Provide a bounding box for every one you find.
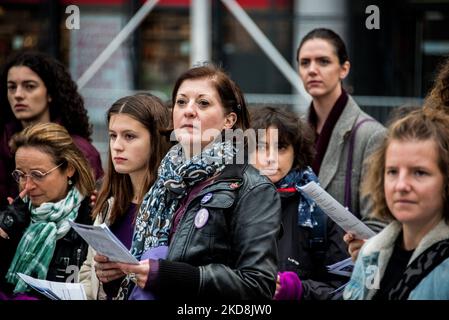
[0,51,103,206]
[251,106,349,300]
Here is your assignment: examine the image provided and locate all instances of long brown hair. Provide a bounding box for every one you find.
[92,93,171,224]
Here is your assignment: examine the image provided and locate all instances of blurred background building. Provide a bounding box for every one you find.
[1,0,448,164]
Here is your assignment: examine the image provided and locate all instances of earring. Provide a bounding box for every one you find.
[68,178,73,186]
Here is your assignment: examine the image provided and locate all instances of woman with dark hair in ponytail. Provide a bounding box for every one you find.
[297,28,385,230]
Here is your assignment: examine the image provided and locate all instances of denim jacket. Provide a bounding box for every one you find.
[343,219,449,300]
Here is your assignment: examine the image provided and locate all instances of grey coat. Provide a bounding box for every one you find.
[309,96,386,231]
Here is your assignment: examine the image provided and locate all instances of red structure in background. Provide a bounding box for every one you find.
[4,0,291,9]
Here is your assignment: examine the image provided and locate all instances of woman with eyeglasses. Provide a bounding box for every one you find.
[0,123,95,299]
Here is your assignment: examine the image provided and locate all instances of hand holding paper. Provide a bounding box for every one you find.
[299,181,376,240]
[69,221,139,264]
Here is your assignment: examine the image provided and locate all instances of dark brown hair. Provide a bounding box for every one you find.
[296,28,349,65]
[171,64,250,131]
[0,50,92,140]
[92,93,171,224]
[250,106,315,171]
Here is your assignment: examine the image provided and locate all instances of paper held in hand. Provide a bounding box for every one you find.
[69,221,139,264]
[17,273,86,300]
[298,181,376,240]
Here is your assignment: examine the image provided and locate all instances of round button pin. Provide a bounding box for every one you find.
[194,208,209,229]
[201,193,213,204]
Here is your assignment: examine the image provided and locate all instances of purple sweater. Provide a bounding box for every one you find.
[103,203,136,299]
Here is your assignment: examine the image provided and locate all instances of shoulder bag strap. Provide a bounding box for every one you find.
[388,238,449,300]
[344,118,375,215]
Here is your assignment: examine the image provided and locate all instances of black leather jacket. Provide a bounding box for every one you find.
[148,164,281,300]
[0,197,92,293]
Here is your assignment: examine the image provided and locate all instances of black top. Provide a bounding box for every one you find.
[373,234,414,300]
[277,190,350,300]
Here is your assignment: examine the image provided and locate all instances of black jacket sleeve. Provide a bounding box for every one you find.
[0,197,30,240]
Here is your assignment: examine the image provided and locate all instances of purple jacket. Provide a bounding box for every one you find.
[0,122,103,207]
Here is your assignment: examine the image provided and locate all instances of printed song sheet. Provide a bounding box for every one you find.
[17,273,86,300]
[69,221,139,264]
[299,181,376,240]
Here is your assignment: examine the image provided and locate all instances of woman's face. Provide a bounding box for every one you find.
[173,78,236,152]
[15,146,74,207]
[297,38,349,100]
[7,66,51,124]
[384,139,445,228]
[109,114,151,177]
[254,126,294,184]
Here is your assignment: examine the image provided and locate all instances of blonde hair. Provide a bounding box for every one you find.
[10,123,95,197]
[362,107,449,222]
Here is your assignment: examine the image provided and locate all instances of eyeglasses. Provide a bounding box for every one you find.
[11,163,64,184]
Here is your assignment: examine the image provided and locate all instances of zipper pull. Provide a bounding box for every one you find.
[76,248,82,266]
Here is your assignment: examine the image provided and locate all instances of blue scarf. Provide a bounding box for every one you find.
[275,167,323,228]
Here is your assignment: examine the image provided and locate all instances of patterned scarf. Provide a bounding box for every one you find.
[6,187,84,293]
[275,167,323,228]
[115,140,237,299]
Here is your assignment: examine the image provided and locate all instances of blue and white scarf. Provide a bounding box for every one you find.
[130,139,236,259]
[275,167,323,228]
[114,140,236,300]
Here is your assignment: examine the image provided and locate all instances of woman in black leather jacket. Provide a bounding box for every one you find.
[96,64,281,300]
[0,123,95,297]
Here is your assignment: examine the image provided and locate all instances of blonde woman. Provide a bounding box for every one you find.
[344,108,449,300]
[0,123,95,298]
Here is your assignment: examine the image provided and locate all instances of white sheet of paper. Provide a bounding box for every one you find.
[299,181,376,240]
[69,221,139,264]
[17,273,86,300]
[326,257,354,277]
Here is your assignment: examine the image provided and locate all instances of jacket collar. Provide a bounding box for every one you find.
[188,164,247,200]
[317,96,361,189]
[363,219,449,264]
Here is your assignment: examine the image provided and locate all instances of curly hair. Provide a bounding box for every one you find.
[424,56,449,111]
[362,107,449,222]
[0,50,92,140]
[250,105,315,171]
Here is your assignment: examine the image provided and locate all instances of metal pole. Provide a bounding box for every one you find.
[77,0,160,89]
[221,0,311,107]
[191,0,211,66]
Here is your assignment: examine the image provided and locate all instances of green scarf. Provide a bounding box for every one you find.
[6,187,84,293]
